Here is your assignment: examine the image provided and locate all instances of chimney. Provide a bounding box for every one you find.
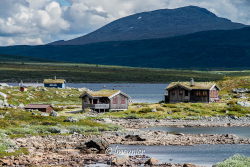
[19,80,23,87]
[190,78,195,87]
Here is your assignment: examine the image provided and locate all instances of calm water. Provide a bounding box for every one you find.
[144,126,250,138]
[9,83,167,103]
[110,144,250,167]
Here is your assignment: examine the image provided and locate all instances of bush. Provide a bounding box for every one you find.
[138,107,152,114]
[228,105,244,112]
[172,108,182,113]
[53,107,64,112]
[215,154,250,167]
[156,107,165,111]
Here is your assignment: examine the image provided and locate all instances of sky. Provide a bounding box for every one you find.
[0,0,249,46]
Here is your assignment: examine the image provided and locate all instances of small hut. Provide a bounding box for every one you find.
[43,77,66,88]
[80,89,130,112]
[19,80,28,92]
[25,104,53,113]
[165,79,220,103]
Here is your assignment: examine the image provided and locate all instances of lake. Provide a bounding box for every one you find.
[143,126,250,138]
[110,144,250,167]
[9,83,167,103]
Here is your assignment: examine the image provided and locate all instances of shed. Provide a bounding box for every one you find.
[43,78,66,88]
[25,104,53,113]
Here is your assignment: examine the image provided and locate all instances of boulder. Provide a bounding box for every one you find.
[0,92,7,99]
[124,135,146,141]
[145,158,159,165]
[18,103,25,108]
[112,157,130,166]
[151,108,157,112]
[64,117,78,122]
[183,163,197,167]
[79,139,109,154]
[237,101,250,107]
[0,83,9,87]
[232,88,250,94]
[50,111,59,117]
[40,113,49,117]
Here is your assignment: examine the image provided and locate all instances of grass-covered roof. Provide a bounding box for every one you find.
[167,82,217,90]
[43,79,66,84]
[81,89,120,98]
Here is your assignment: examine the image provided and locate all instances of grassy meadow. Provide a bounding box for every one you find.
[1,62,250,83]
[1,62,250,157]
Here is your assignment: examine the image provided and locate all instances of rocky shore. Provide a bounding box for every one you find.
[98,117,250,129]
[0,134,199,167]
[1,117,250,166]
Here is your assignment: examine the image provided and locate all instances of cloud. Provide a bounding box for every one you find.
[0,0,69,45]
[0,0,249,46]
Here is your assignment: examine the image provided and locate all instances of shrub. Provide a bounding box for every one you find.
[228,105,244,112]
[53,107,64,112]
[215,154,250,167]
[172,108,182,113]
[138,107,152,114]
[156,107,165,111]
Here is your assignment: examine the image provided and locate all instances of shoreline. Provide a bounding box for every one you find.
[97,117,250,129]
[1,116,250,166]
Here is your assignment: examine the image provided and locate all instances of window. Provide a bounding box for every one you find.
[185,90,189,96]
[171,91,175,96]
[113,96,118,104]
[179,90,183,96]
[121,97,126,104]
[195,91,207,97]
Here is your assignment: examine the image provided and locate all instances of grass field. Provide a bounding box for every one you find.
[1,62,250,83]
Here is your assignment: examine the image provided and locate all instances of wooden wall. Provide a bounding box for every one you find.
[168,87,190,103]
[110,94,129,110]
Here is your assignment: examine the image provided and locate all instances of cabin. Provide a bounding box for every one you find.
[20,86,28,92]
[80,89,130,112]
[19,81,28,92]
[25,104,54,113]
[43,78,66,88]
[165,79,220,103]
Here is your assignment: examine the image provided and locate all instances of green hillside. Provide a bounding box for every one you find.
[0,27,250,69]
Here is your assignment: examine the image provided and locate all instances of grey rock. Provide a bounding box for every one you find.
[112,157,130,166]
[124,135,146,141]
[237,101,250,107]
[64,117,78,122]
[0,83,9,87]
[40,113,49,117]
[0,92,7,99]
[18,103,25,108]
[79,139,109,154]
[233,88,250,94]
[145,158,159,165]
[151,108,157,112]
[50,111,59,117]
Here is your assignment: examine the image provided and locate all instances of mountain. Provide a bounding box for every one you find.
[50,6,247,45]
[1,27,250,69]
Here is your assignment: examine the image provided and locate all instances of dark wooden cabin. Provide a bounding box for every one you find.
[43,78,66,88]
[25,104,54,113]
[80,89,130,112]
[165,79,220,103]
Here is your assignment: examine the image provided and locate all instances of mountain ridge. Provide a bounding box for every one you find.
[50,6,247,45]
